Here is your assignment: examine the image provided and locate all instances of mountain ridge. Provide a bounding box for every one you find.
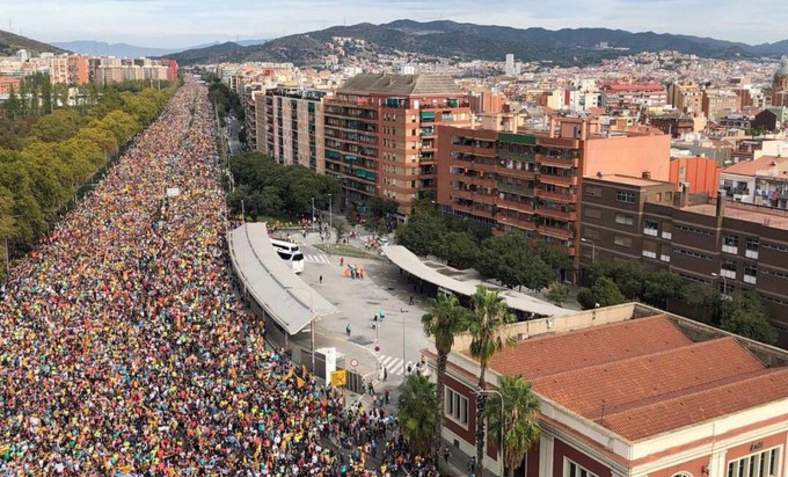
[163,20,788,67]
[0,29,67,56]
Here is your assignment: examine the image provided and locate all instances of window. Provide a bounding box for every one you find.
[723,236,739,254]
[615,214,634,226]
[746,238,759,259]
[616,190,636,203]
[445,388,469,426]
[727,447,780,477]
[565,458,599,477]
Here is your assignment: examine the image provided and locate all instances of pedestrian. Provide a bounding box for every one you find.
[409,295,414,305]
[384,389,390,404]
[346,323,352,336]
[368,382,374,396]
[406,361,413,375]
[444,446,450,464]
[340,256,344,266]
[319,274,323,284]
[383,367,388,382]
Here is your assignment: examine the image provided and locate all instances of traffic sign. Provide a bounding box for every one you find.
[350,358,359,368]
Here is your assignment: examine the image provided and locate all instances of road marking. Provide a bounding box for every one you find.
[378,355,405,376]
[304,254,330,264]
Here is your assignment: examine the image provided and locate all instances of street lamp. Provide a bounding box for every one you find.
[327,194,333,240]
[477,388,505,477]
[580,237,596,264]
[711,272,727,323]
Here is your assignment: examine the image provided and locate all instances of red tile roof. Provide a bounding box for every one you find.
[721,155,788,177]
[602,368,788,440]
[531,338,764,422]
[603,82,665,93]
[483,315,691,379]
[475,316,788,441]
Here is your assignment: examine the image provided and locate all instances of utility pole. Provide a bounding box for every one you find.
[327,194,333,240]
[311,197,316,225]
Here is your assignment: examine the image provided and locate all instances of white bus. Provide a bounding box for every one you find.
[270,238,305,274]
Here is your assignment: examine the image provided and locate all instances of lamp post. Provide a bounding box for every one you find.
[327,194,333,240]
[711,272,727,323]
[580,237,596,264]
[311,197,316,225]
[477,388,505,477]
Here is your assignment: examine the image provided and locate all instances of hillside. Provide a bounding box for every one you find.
[0,29,67,56]
[166,20,788,67]
[52,40,176,58]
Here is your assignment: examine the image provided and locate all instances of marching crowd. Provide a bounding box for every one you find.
[0,79,436,476]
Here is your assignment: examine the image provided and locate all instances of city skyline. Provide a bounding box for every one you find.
[2,0,788,50]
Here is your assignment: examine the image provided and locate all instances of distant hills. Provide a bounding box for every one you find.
[52,40,176,58]
[165,19,788,66]
[53,39,268,58]
[0,29,67,56]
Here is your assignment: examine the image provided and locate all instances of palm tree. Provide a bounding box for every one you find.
[486,375,541,477]
[469,286,515,476]
[398,374,438,457]
[422,293,472,459]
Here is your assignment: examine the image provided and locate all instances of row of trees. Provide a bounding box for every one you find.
[398,289,540,477]
[227,152,338,222]
[396,201,571,291]
[1,81,175,280]
[578,261,778,344]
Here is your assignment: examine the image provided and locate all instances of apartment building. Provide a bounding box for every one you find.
[0,75,20,94]
[703,89,740,121]
[436,116,671,280]
[324,73,472,215]
[601,82,667,115]
[581,175,788,344]
[773,57,788,107]
[257,87,327,174]
[668,80,704,114]
[428,302,788,476]
[720,155,788,208]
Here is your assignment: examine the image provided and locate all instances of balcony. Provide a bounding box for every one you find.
[537,224,574,241]
[536,188,577,203]
[745,249,759,259]
[497,182,535,196]
[538,207,577,221]
[498,215,537,231]
[452,202,494,219]
[661,231,672,240]
[451,189,497,205]
[643,228,659,237]
[539,174,578,187]
[744,274,757,285]
[497,198,536,213]
[660,254,671,262]
[642,250,657,259]
[496,167,537,180]
[537,154,578,169]
[453,174,496,188]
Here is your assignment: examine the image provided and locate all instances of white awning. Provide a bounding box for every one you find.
[382,245,570,318]
[228,222,339,335]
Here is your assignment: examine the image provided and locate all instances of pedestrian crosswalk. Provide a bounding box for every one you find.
[377,354,406,376]
[304,254,330,264]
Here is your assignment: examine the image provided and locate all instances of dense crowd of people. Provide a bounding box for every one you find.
[0,79,436,476]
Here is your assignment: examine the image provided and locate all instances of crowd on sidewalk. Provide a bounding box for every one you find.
[0,78,440,476]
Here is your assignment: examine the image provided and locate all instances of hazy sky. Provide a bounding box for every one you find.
[3,0,787,49]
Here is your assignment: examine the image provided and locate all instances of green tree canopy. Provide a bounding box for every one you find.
[721,291,778,344]
[577,277,626,309]
[486,375,541,477]
[398,374,437,457]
